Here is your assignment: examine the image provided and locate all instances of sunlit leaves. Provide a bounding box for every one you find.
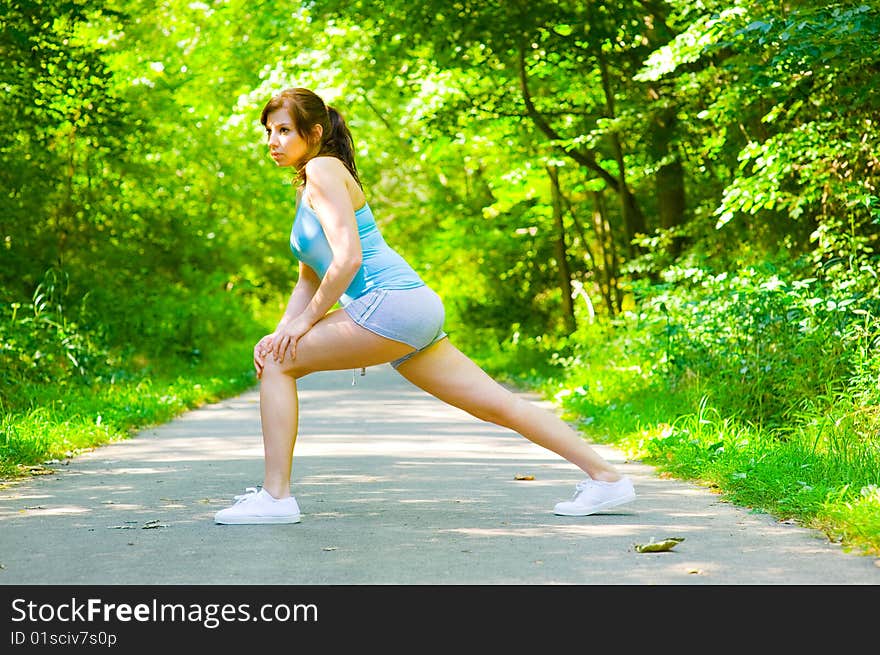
[635,6,746,81]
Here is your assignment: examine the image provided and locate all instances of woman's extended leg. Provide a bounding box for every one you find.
[396,338,636,515]
[395,338,622,481]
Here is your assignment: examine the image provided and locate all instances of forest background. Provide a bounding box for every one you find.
[2,0,879,556]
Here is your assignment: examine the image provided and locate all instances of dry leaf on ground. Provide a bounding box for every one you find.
[142,520,168,529]
[634,537,685,553]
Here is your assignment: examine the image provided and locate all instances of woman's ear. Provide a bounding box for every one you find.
[311,123,324,144]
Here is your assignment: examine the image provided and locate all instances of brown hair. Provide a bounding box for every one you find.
[260,87,362,188]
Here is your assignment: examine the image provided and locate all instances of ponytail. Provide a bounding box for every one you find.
[321,106,362,189]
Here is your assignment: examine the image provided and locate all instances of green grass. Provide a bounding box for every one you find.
[0,339,258,480]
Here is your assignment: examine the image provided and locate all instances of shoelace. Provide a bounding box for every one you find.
[571,479,594,499]
[232,487,260,504]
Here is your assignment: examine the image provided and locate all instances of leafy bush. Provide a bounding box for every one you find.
[629,262,880,426]
[0,269,114,402]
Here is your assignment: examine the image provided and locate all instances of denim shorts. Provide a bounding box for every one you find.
[343,285,447,368]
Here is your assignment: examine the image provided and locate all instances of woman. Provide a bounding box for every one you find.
[214,87,636,524]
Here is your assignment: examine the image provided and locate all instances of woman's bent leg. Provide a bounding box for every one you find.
[257,308,414,500]
[258,365,299,499]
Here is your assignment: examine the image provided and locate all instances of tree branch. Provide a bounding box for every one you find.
[517,45,619,192]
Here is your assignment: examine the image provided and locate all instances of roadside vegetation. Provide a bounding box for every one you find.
[0,267,269,478]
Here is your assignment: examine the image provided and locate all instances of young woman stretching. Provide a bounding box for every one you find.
[214,88,636,524]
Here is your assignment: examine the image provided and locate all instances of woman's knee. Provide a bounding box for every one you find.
[262,355,309,380]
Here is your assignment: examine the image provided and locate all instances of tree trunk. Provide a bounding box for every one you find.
[592,190,622,316]
[517,45,647,251]
[651,102,686,256]
[597,47,647,254]
[547,165,576,333]
[556,178,623,318]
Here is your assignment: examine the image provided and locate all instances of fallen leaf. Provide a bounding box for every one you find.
[687,568,703,575]
[322,546,337,551]
[514,474,535,481]
[634,537,685,553]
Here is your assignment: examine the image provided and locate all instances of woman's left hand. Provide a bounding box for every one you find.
[272,316,312,362]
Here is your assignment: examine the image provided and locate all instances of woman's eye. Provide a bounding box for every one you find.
[280,128,289,134]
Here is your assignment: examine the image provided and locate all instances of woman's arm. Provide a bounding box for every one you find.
[271,157,362,361]
[296,158,362,325]
[254,261,320,379]
[275,261,320,331]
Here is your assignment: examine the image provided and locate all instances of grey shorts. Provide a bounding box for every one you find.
[343,285,447,368]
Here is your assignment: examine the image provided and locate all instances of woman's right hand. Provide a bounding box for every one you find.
[253,333,276,379]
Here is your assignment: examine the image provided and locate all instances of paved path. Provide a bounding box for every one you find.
[1,365,877,585]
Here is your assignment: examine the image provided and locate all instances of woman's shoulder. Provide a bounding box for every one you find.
[304,155,348,180]
[304,156,365,207]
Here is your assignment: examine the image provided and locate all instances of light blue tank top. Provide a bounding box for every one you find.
[289,199,424,305]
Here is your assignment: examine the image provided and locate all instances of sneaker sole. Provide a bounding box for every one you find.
[215,514,302,525]
[553,491,637,517]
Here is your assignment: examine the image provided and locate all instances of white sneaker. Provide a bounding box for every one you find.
[553,477,636,516]
[214,487,302,524]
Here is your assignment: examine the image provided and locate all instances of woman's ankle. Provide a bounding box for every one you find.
[262,482,291,499]
[591,470,622,483]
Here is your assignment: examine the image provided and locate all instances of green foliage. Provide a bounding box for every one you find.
[518,259,880,555]
[1,0,289,377]
[643,0,880,264]
[0,269,115,401]
[0,338,257,477]
[1,0,285,478]
[819,485,880,555]
[640,262,880,425]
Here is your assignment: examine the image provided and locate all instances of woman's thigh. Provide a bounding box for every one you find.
[266,308,415,379]
[395,338,519,425]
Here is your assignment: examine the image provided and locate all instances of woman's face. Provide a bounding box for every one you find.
[264,107,318,169]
